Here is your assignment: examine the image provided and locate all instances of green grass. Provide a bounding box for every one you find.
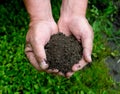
[0,0,120,94]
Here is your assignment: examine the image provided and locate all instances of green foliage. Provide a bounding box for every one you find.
[0,0,120,94]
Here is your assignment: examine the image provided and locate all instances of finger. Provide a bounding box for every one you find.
[47,69,59,73]
[25,44,41,71]
[72,58,88,71]
[47,69,65,77]
[58,72,65,76]
[66,72,74,78]
[30,42,49,70]
[81,33,93,62]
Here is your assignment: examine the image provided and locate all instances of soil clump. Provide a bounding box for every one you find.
[45,33,83,74]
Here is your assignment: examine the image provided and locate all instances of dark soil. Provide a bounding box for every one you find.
[45,33,83,74]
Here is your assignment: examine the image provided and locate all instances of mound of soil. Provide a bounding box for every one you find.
[45,33,83,74]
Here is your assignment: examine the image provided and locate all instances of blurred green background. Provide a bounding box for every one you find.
[0,0,120,94]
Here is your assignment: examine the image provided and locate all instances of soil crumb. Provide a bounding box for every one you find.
[45,33,83,74]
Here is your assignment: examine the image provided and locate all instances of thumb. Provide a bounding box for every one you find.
[32,43,48,70]
[83,47,92,62]
[82,35,93,63]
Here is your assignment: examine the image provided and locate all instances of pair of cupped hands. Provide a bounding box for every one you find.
[25,16,94,78]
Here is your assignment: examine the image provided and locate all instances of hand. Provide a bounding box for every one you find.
[58,16,94,77]
[25,20,59,72]
[24,0,66,76]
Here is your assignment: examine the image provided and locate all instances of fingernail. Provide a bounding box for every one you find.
[89,56,92,62]
[87,55,92,62]
[44,59,49,64]
[66,72,74,78]
[40,60,49,69]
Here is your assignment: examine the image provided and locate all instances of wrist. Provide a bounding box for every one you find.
[59,14,86,25]
[60,0,87,17]
[29,18,55,27]
[29,7,54,22]
[30,15,54,23]
[24,0,54,22]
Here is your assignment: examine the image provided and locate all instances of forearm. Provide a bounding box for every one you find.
[61,0,88,17]
[24,0,53,21]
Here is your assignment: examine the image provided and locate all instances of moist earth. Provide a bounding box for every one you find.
[45,33,83,74]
